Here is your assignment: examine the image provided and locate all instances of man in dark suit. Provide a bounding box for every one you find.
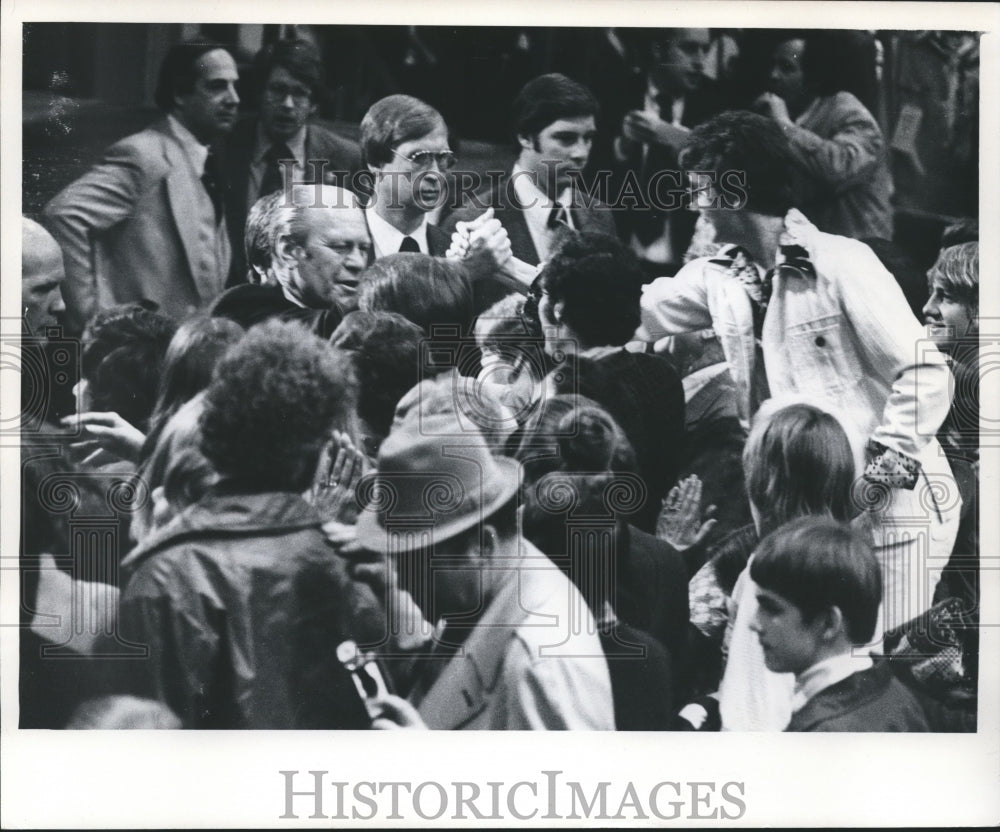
[442,73,616,268]
[223,38,363,285]
[45,41,239,333]
[358,94,454,260]
[611,28,726,278]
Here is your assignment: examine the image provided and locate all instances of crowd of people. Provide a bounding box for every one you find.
[20,29,980,731]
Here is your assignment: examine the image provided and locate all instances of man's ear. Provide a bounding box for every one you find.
[552,300,565,324]
[820,606,846,642]
[278,236,305,265]
[517,133,534,153]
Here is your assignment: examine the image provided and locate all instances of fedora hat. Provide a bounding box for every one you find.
[354,412,521,554]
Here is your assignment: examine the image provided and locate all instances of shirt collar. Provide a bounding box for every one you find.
[792,651,873,713]
[365,204,429,257]
[645,80,684,123]
[166,113,209,174]
[711,209,818,280]
[253,122,308,167]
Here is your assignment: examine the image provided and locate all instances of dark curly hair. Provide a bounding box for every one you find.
[330,310,425,445]
[80,304,178,431]
[681,110,798,217]
[539,231,644,348]
[199,319,354,493]
[153,40,231,112]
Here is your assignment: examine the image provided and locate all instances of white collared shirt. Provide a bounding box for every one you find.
[791,651,874,714]
[365,204,430,258]
[511,163,575,264]
[166,113,209,176]
[248,124,308,207]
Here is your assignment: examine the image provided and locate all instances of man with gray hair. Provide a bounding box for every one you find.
[210,184,371,337]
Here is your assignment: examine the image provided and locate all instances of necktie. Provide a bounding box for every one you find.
[633,93,679,246]
[399,236,421,253]
[201,145,224,224]
[547,203,571,230]
[259,142,294,198]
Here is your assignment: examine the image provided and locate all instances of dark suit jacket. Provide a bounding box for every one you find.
[224,118,363,285]
[611,79,728,269]
[618,524,691,701]
[209,282,344,340]
[786,663,930,732]
[440,171,618,267]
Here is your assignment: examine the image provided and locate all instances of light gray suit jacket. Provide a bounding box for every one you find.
[44,118,230,331]
[414,543,615,730]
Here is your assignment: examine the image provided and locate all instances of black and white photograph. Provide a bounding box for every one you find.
[3,0,998,827]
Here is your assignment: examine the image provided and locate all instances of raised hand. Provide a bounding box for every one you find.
[62,411,146,465]
[657,474,717,551]
[311,430,368,524]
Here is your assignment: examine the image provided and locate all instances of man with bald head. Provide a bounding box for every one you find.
[210,184,370,338]
[22,217,67,335]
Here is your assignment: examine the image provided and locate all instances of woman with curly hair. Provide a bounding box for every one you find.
[110,320,386,729]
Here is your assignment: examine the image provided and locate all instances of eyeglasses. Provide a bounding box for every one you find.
[390,148,457,171]
[264,82,312,105]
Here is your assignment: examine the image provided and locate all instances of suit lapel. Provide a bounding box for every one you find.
[499,184,540,266]
[427,224,451,256]
[416,571,523,729]
[161,128,205,288]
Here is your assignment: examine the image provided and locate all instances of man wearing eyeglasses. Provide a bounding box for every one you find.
[224,38,362,285]
[360,94,530,317]
[358,94,457,260]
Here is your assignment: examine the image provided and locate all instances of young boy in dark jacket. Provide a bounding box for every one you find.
[749,517,929,732]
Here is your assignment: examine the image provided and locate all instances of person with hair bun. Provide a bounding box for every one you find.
[516,395,697,722]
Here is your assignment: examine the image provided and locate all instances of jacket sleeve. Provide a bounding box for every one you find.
[42,139,148,331]
[782,93,885,192]
[836,240,953,462]
[637,259,715,341]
